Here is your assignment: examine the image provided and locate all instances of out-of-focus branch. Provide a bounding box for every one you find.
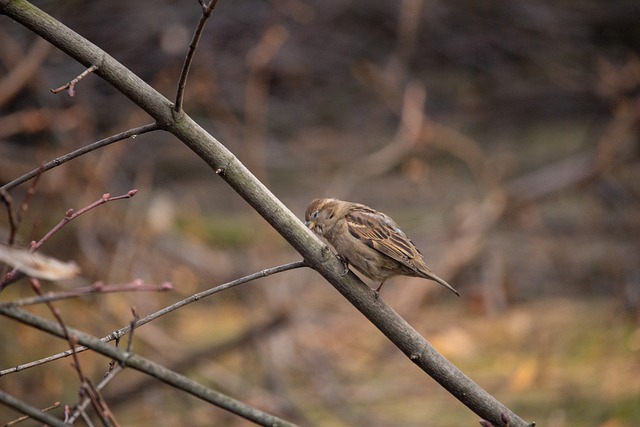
[0,37,51,106]
[243,25,289,181]
[327,80,426,196]
[1,279,173,307]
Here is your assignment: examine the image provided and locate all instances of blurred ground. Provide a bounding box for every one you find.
[1,0,639,426]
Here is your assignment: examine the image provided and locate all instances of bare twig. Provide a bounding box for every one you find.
[0,391,66,427]
[0,123,158,193]
[125,306,139,354]
[35,190,137,252]
[31,278,121,427]
[66,307,140,425]
[2,279,173,307]
[0,166,43,245]
[0,38,51,106]
[16,166,41,223]
[0,261,305,377]
[174,0,220,112]
[0,190,18,244]
[3,401,61,427]
[50,64,98,97]
[66,363,125,426]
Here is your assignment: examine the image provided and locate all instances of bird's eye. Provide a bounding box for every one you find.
[311,210,319,219]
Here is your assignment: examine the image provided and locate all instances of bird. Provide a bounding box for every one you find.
[304,198,459,298]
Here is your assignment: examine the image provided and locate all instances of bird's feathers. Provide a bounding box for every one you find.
[345,206,421,271]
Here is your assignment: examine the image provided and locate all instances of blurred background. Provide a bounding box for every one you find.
[1,0,639,426]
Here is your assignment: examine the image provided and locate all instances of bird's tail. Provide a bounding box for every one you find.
[421,269,460,297]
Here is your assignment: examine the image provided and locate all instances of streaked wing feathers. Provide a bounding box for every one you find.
[346,206,421,269]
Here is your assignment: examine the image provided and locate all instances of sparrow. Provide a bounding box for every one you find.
[305,198,459,297]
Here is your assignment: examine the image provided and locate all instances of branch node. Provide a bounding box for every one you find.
[501,413,511,426]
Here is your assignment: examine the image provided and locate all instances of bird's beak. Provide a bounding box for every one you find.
[305,220,315,229]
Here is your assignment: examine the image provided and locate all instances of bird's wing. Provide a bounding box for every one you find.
[345,206,421,270]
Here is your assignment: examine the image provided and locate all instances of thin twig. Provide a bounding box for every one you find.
[36,190,137,253]
[0,190,18,244]
[66,307,139,425]
[67,364,124,426]
[3,401,61,427]
[30,278,120,427]
[0,167,43,245]
[0,123,158,193]
[0,260,306,377]
[174,0,220,112]
[125,306,139,354]
[16,165,43,225]
[0,391,67,427]
[50,64,98,97]
[2,279,173,307]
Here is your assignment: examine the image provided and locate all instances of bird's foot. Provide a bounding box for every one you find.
[335,254,350,276]
[374,282,385,300]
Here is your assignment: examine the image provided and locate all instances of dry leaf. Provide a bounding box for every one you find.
[0,245,80,280]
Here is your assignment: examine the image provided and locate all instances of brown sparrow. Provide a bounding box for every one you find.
[305,198,459,297]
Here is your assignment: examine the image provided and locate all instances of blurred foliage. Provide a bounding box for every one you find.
[1,0,639,426]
